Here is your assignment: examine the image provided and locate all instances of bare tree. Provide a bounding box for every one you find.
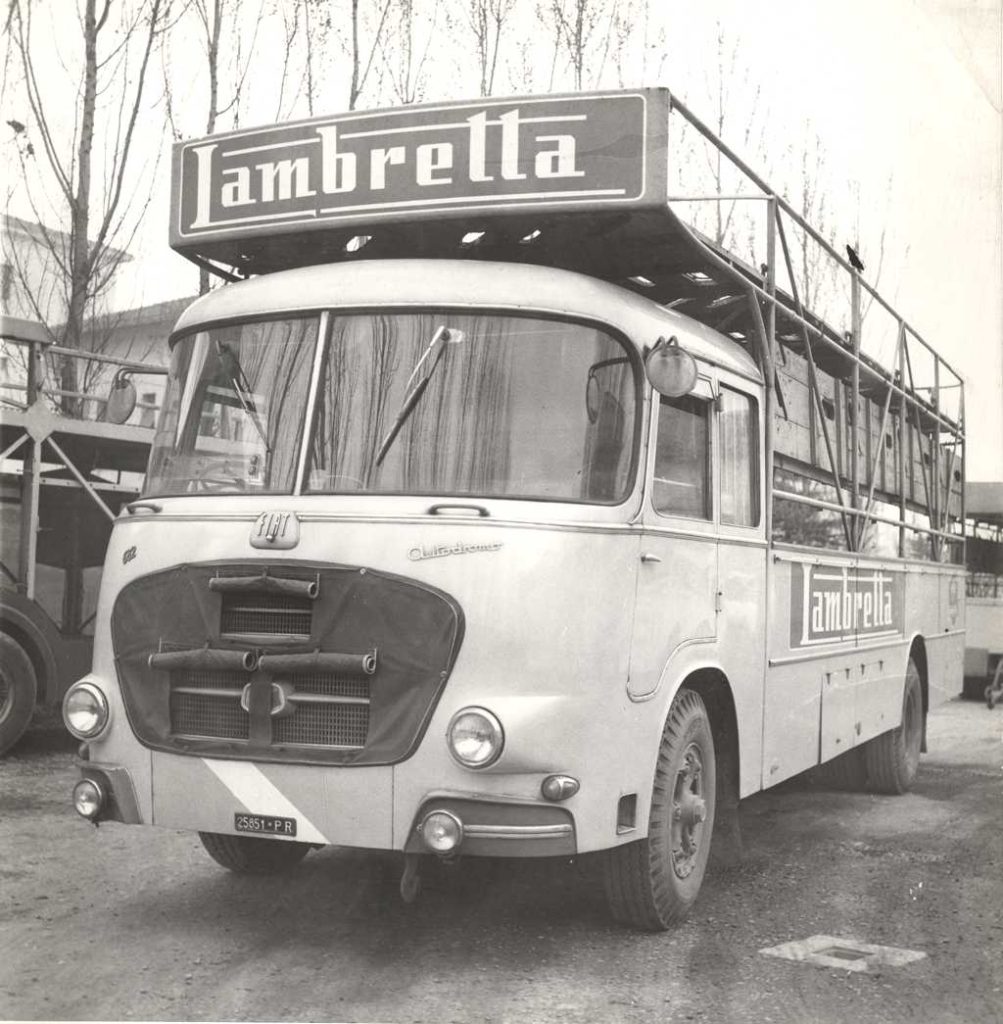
[631,0,667,86]
[777,136,896,339]
[347,0,394,109]
[273,0,304,119]
[379,0,440,105]
[785,127,839,315]
[539,0,616,91]
[532,0,643,92]
[163,0,267,293]
[463,0,514,97]
[6,0,171,412]
[701,25,766,251]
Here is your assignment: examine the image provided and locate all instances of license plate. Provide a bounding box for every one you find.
[234,813,297,837]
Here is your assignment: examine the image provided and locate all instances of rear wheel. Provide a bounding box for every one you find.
[811,746,868,791]
[864,657,923,794]
[602,688,716,930]
[0,634,38,757]
[198,832,311,874]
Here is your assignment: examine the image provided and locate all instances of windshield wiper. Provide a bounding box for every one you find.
[216,341,271,454]
[374,325,463,467]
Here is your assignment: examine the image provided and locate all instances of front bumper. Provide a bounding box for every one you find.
[72,759,579,858]
[406,797,576,857]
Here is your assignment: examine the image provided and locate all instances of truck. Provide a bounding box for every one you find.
[62,90,966,930]
[962,481,1003,703]
[0,315,159,754]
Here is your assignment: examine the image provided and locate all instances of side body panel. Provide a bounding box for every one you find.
[764,549,965,786]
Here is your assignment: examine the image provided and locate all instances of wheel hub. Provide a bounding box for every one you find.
[671,745,706,879]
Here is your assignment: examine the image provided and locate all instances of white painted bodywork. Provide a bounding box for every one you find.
[81,259,965,855]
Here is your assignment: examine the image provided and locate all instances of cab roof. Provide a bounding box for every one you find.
[171,258,763,383]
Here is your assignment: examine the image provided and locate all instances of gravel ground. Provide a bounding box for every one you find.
[0,697,1000,1023]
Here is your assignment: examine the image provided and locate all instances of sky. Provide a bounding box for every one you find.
[5,0,1002,478]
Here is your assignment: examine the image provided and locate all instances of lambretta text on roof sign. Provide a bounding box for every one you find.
[170,91,663,250]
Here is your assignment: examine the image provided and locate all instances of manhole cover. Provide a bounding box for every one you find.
[760,934,926,973]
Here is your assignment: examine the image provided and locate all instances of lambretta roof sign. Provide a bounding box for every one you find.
[170,90,667,256]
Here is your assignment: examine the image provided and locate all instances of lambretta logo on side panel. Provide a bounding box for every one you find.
[173,93,652,240]
[790,562,904,647]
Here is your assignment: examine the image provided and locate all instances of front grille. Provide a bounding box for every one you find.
[220,591,312,638]
[167,670,369,747]
[273,701,369,748]
[171,691,248,740]
[291,674,369,699]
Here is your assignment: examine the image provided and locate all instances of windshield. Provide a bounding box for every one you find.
[144,317,318,497]
[144,310,638,504]
[307,312,637,503]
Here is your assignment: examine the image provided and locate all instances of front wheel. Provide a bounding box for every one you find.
[602,688,716,931]
[864,657,923,794]
[198,832,311,874]
[0,633,38,757]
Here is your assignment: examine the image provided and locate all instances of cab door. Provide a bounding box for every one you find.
[628,377,717,699]
[715,380,767,792]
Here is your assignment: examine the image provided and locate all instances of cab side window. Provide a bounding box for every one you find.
[653,393,711,519]
[720,387,759,526]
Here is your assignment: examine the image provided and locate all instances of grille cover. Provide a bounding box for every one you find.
[111,561,463,766]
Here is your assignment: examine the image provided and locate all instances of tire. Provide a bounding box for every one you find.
[198,831,311,874]
[0,633,38,757]
[811,746,869,791]
[602,688,716,931]
[864,657,923,794]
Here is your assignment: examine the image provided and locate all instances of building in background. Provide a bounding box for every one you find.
[1,215,132,326]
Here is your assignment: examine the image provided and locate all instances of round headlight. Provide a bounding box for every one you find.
[447,707,504,769]
[419,810,464,853]
[63,682,109,739]
[73,778,105,820]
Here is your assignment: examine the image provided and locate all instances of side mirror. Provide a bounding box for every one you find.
[645,336,698,398]
[106,374,137,425]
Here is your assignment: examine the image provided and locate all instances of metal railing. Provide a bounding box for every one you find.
[968,574,1003,599]
[664,92,966,563]
[0,334,165,427]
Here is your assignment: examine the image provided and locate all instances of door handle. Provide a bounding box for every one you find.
[640,552,662,564]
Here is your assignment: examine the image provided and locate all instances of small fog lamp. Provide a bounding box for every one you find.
[447,707,504,769]
[541,775,580,802]
[645,336,698,398]
[63,681,109,740]
[420,810,464,853]
[73,779,105,820]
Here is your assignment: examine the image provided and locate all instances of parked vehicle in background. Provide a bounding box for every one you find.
[963,481,1003,701]
[0,315,160,754]
[63,90,966,930]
